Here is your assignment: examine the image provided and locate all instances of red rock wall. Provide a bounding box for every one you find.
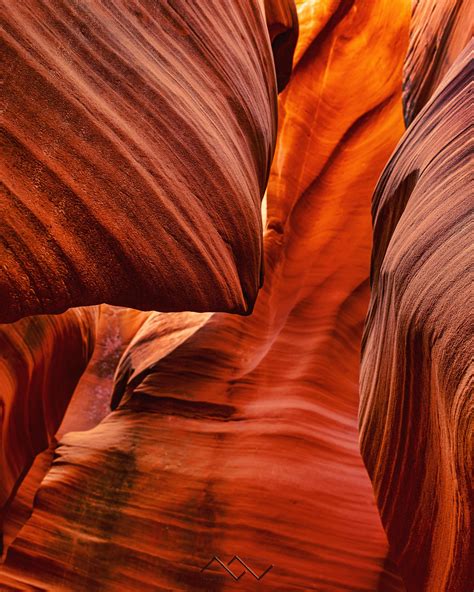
[0,306,150,559]
[360,40,473,592]
[59,306,150,435]
[402,0,472,124]
[0,1,411,590]
[0,308,97,551]
[0,0,290,322]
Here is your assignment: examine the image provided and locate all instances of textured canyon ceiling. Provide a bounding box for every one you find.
[1,0,288,322]
[0,0,471,591]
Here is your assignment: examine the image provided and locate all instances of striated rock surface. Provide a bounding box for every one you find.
[1,1,411,590]
[1,444,56,560]
[0,308,97,550]
[402,0,472,125]
[0,306,149,558]
[360,42,473,592]
[0,0,296,323]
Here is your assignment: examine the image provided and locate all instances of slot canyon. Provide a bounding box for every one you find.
[0,1,471,590]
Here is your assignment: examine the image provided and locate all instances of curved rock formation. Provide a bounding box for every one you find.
[0,306,150,557]
[402,0,472,125]
[59,305,150,435]
[264,0,299,92]
[0,0,296,323]
[360,41,473,592]
[0,308,97,551]
[1,1,411,590]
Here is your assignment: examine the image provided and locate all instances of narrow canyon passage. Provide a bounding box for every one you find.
[0,1,471,591]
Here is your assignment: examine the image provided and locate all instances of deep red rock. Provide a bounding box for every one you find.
[0,309,97,551]
[0,0,297,322]
[0,1,411,590]
[402,0,472,124]
[360,41,473,592]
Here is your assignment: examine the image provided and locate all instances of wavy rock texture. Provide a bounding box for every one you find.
[0,308,97,550]
[1,1,411,590]
[0,0,290,323]
[402,0,472,125]
[360,42,473,592]
[0,306,149,558]
[1,444,56,561]
[59,306,150,436]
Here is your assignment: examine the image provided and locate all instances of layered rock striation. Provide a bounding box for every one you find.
[0,308,97,554]
[402,0,472,124]
[1,1,411,590]
[360,40,473,592]
[1,0,295,322]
